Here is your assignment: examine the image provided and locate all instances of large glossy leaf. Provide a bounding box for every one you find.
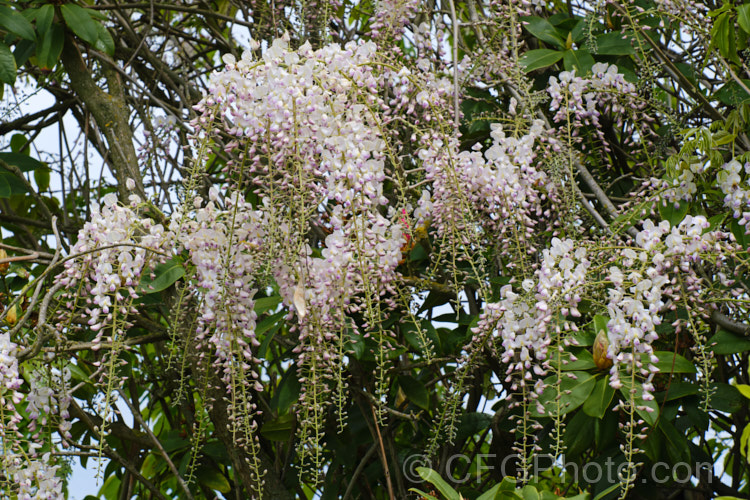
[61,4,100,45]
[260,413,295,441]
[0,6,36,41]
[520,49,563,72]
[398,375,430,410]
[35,5,55,36]
[94,22,115,56]
[13,39,35,68]
[652,351,697,374]
[0,175,10,198]
[563,49,595,74]
[0,152,44,172]
[521,16,565,48]
[140,258,184,293]
[595,32,635,55]
[416,467,461,500]
[0,42,17,85]
[534,371,597,417]
[658,200,689,227]
[36,23,64,70]
[583,375,615,419]
[739,4,750,34]
[196,467,231,493]
[708,329,750,354]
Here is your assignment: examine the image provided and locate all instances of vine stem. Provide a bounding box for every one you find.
[370,403,395,500]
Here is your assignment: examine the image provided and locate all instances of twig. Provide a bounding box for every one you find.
[370,403,395,500]
[117,388,196,500]
[342,443,378,500]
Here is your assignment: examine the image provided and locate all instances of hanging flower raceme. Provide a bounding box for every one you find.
[604,215,723,399]
[9,453,63,500]
[173,191,267,380]
[421,120,556,267]
[56,193,170,339]
[547,64,641,150]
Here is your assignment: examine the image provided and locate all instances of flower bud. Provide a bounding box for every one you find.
[593,329,613,370]
[0,249,8,275]
[5,304,17,327]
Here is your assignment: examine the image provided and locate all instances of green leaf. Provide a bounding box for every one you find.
[593,314,609,335]
[730,219,750,249]
[0,42,17,85]
[9,134,28,154]
[708,329,750,354]
[711,12,737,62]
[94,22,115,56]
[564,410,595,458]
[196,467,231,493]
[254,295,281,314]
[0,6,36,41]
[595,32,635,55]
[455,412,492,444]
[13,39,35,68]
[36,23,64,70]
[35,5,54,36]
[740,423,750,459]
[560,348,597,370]
[416,467,460,500]
[521,485,541,500]
[61,4,100,45]
[477,484,503,500]
[658,200,689,227]
[653,351,697,374]
[408,489,439,500]
[519,49,563,72]
[563,49,595,74]
[260,413,295,441]
[583,375,615,419]
[398,375,430,410]
[272,369,300,414]
[534,371,597,417]
[140,258,184,293]
[0,171,28,195]
[593,483,622,500]
[739,4,750,34]
[521,16,565,48]
[34,165,50,192]
[714,80,750,106]
[659,419,691,463]
[661,381,699,402]
[735,384,750,400]
[0,152,43,172]
[0,175,10,199]
[618,379,659,426]
[711,382,744,412]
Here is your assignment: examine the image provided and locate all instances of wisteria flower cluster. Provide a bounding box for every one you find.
[56,192,170,338]
[547,63,639,149]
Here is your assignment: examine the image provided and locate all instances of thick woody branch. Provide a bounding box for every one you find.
[60,37,145,200]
